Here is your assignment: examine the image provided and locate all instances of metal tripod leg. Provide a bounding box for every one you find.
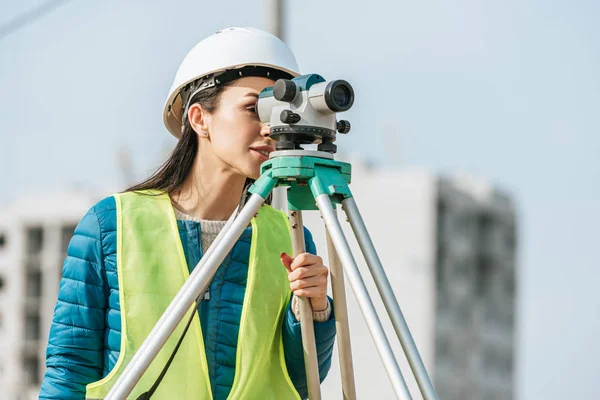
[314,194,413,400]
[106,194,266,399]
[289,210,322,400]
[326,221,357,400]
[342,198,440,400]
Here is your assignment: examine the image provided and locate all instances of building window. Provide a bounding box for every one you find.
[505,225,517,254]
[476,257,492,298]
[497,352,513,375]
[25,312,41,341]
[482,346,496,372]
[0,232,6,249]
[454,260,472,280]
[478,214,496,256]
[26,256,42,271]
[436,257,446,292]
[482,345,513,378]
[0,274,4,291]
[505,275,515,297]
[26,270,42,297]
[435,201,446,293]
[61,224,77,252]
[26,226,44,254]
[436,335,451,359]
[437,200,447,236]
[484,297,501,325]
[483,392,500,400]
[23,355,40,385]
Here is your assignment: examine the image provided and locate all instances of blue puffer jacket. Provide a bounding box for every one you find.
[39,196,336,399]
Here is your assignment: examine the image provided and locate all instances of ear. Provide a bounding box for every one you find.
[188,103,211,138]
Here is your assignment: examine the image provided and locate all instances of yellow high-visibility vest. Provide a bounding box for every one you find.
[86,190,300,399]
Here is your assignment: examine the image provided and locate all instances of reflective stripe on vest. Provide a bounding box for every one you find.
[85,191,300,399]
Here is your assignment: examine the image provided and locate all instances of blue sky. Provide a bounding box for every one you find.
[1,1,599,398]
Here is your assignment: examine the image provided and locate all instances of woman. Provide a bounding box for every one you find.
[39,27,336,400]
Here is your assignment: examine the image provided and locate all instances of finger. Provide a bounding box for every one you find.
[289,275,327,292]
[292,286,328,299]
[288,265,328,282]
[290,253,320,271]
[280,252,293,273]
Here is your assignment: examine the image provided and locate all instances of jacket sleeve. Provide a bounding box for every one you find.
[282,227,337,399]
[39,205,107,399]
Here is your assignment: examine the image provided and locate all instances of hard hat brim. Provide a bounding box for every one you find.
[163,63,300,139]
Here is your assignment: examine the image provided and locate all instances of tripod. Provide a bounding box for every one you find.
[105,150,439,400]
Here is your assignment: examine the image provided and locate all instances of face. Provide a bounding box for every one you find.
[190,76,276,180]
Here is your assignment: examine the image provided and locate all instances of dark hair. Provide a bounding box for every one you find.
[127,80,271,208]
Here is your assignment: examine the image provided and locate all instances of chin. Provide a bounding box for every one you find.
[247,164,263,180]
[247,171,261,180]
[240,166,261,181]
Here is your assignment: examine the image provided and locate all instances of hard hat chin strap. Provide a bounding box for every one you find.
[178,65,293,132]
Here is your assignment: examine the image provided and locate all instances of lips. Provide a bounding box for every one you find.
[253,149,270,157]
[249,145,275,161]
[250,148,270,162]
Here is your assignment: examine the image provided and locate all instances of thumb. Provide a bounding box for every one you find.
[280,252,293,273]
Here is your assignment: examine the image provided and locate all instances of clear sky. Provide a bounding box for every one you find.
[1,1,599,398]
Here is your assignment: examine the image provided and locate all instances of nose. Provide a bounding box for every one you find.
[260,123,271,138]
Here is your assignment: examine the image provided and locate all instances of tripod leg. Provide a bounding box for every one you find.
[326,226,357,400]
[288,210,322,400]
[314,194,413,400]
[342,198,440,400]
[106,194,266,399]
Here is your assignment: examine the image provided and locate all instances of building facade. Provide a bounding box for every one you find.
[0,192,98,400]
[434,176,517,400]
[299,163,518,400]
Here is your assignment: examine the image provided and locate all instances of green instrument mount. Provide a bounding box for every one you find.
[249,152,353,210]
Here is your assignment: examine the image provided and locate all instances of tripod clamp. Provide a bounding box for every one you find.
[249,150,352,209]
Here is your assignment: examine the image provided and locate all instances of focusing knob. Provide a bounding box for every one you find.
[273,79,297,102]
[280,110,301,124]
[336,120,351,134]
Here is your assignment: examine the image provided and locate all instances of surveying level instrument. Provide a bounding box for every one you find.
[106,74,440,400]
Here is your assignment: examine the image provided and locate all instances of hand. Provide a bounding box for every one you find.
[280,252,329,311]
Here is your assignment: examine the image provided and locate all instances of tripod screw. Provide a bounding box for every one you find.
[318,142,337,153]
[337,120,351,134]
[280,110,301,124]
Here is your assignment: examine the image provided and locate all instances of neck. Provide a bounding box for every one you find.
[172,153,247,221]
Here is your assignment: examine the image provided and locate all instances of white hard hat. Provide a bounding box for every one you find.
[163,27,301,138]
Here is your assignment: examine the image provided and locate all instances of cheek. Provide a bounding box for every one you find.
[213,124,254,154]
[210,113,261,168]
[217,115,261,147]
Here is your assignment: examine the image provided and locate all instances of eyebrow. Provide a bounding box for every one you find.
[244,93,259,99]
